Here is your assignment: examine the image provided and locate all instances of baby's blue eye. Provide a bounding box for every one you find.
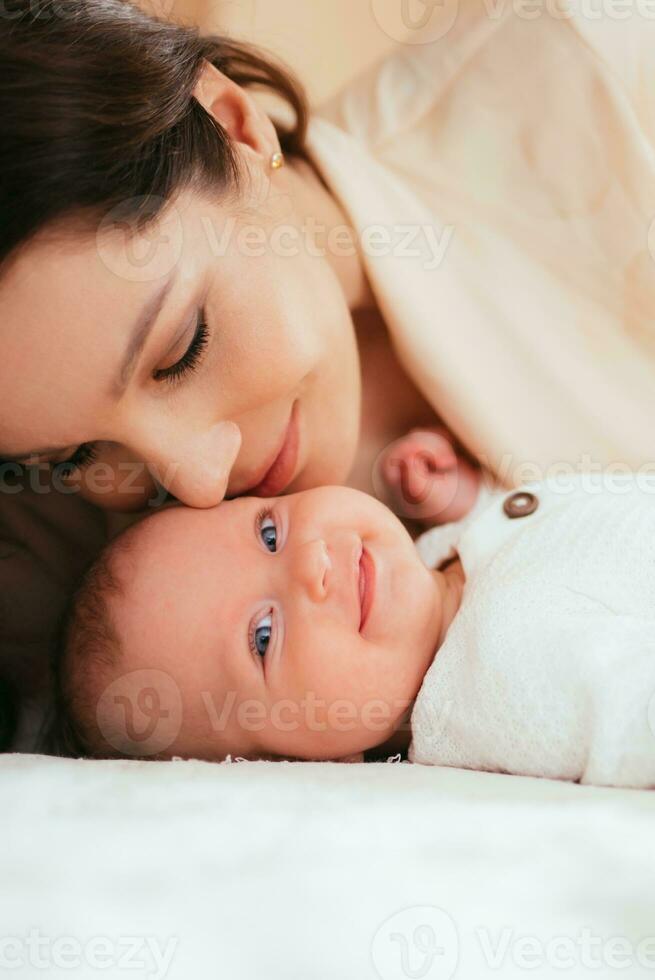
[252,613,272,657]
[259,515,278,553]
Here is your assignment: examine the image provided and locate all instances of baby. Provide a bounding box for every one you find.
[53,482,464,765]
[52,434,655,789]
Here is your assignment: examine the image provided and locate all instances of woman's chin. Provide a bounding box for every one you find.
[291,449,356,495]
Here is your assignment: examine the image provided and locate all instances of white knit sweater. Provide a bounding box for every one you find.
[409,476,655,788]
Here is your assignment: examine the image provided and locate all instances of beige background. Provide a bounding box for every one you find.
[152,0,400,105]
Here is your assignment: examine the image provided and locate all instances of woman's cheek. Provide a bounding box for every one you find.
[209,251,324,379]
[207,307,319,416]
[74,447,160,512]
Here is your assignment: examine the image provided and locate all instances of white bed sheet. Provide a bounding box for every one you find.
[1,753,654,979]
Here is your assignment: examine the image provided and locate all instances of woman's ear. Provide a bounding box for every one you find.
[193,60,279,160]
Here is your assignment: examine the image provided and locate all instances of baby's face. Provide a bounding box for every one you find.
[103,486,441,760]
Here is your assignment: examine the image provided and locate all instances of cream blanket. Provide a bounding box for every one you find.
[3,753,655,979]
[311,0,655,479]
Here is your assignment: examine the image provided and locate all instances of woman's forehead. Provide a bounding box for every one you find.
[0,222,192,456]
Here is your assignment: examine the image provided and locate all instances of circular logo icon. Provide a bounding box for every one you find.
[371,438,461,522]
[96,669,183,756]
[370,0,459,44]
[371,906,459,980]
[96,195,183,283]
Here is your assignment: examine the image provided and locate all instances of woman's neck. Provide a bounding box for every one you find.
[347,307,441,498]
[286,153,375,312]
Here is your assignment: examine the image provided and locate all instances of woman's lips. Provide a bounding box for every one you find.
[358,546,376,634]
[250,400,300,498]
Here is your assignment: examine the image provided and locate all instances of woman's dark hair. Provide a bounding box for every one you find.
[0,0,310,269]
[0,676,18,752]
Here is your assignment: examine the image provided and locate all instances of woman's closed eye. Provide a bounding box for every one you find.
[41,311,211,478]
[153,310,209,386]
[52,442,99,479]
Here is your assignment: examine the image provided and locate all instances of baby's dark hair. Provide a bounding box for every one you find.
[48,533,131,759]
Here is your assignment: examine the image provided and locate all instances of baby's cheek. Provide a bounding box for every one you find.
[331,637,391,731]
[290,630,354,713]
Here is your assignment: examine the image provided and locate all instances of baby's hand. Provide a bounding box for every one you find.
[375,427,480,525]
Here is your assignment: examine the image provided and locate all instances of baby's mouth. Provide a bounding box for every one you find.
[358,546,376,634]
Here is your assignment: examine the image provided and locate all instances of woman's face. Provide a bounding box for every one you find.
[0,166,361,510]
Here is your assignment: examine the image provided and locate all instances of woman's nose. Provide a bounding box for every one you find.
[136,420,242,508]
[293,538,332,602]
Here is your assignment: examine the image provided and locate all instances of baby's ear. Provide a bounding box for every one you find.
[338,752,365,763]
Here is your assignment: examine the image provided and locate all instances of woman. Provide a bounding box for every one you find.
[1,0,655,745]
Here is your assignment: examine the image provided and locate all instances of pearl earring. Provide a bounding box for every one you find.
[270,151,285,170]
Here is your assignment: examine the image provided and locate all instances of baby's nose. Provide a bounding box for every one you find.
[295,539,331,602]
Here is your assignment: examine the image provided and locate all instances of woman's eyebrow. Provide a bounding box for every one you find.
[112,272,178,396]
[1,275,180,463]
